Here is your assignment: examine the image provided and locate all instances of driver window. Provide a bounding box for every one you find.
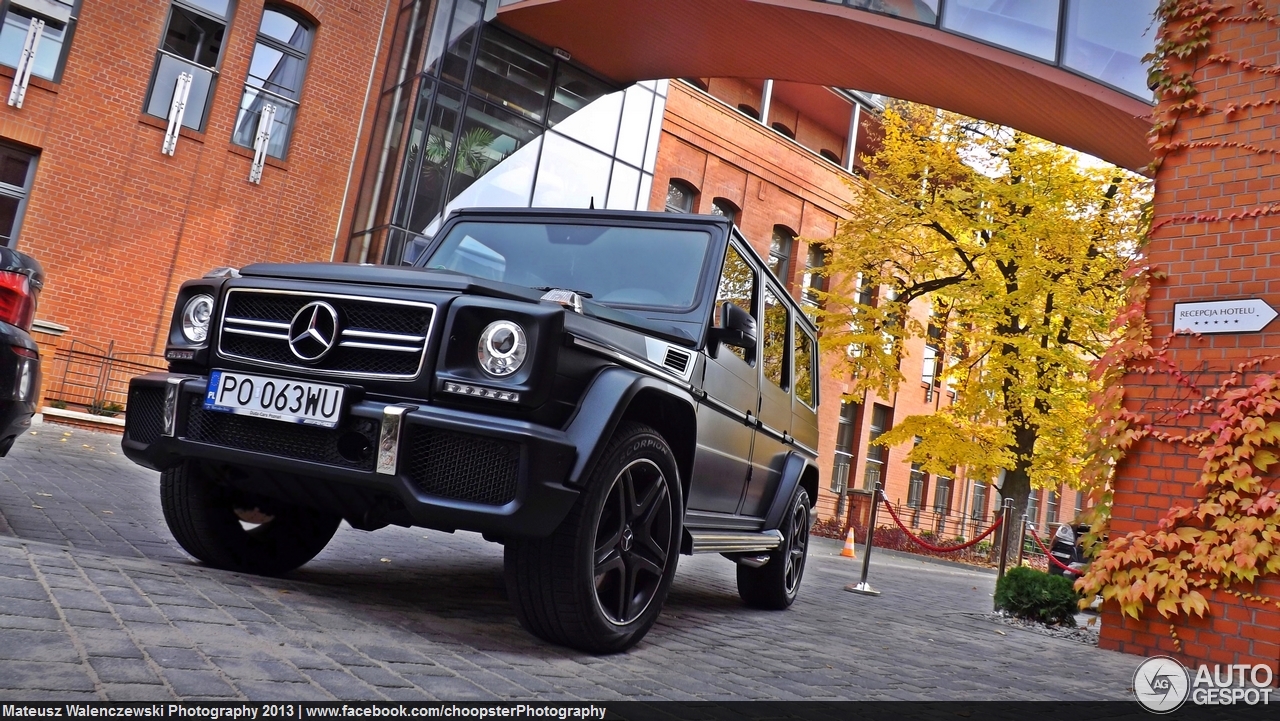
[715,244,756,363]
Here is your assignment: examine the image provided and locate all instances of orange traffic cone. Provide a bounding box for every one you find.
[841,528,857,558]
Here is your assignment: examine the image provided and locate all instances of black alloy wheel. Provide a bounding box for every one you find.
[592,458,674,626]
[504,422,683,653]
[737,487,811,609]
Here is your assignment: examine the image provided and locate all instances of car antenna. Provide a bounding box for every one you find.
[589,197,595,209]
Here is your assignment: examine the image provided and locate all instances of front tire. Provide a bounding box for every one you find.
[504,422,682,653]
[160,460,342,576]
[737,488,810,609]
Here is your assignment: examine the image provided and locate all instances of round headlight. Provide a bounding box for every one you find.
[181,294,214,344]
[477,320,527,377]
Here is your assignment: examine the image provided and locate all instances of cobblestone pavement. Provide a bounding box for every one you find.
[0,425,1141,702]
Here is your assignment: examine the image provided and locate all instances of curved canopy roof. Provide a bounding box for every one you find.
[497,0,1154,171]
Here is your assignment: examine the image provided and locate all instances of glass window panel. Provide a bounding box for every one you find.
[762,285,788,390]
[386,0,430,90]
[422,0,454,78]
[715,245,756,362]
[710,198,737,222]
[178,0,230,18]
[439,135,539,218]
[163,6,226,67]
[532,132,612,209]
[0,10,67,81]
[794,326,815,407]
[244,42,306,100]
[440,0,483,87]
[941,0,1060,61]
[470,28,552,122]
[351,85,414,239]
[830,0,939,24]
[643,95,666,170]
[257,9,310,51]
[145,54,214,130]
[615,85,654,167]
[448,97,541,204]
[231,89,297,158]
[548,64,613,126]
[664,181,693,213]
[605,161,640,210]
[551,90,622,155]
[0,153,29,187]
[0,195,20,241]
[1063,0,1158,99]
[637,173,653,211]
[769,227,793,283]
[397,82,462,232]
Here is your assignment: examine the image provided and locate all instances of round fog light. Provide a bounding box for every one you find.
[477,320,527,377]
[181,294,215,344]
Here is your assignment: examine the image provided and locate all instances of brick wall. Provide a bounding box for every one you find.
[0,0,392,360]
[1102,3,1280,670]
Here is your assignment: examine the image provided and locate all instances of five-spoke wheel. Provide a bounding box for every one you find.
[737,487,811,609]
[504,422,682,653]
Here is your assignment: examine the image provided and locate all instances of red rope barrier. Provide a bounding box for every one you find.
[1027,524,1078,573]
[878,495,1004,553]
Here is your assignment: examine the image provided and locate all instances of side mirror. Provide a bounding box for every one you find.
[709,301,756,352]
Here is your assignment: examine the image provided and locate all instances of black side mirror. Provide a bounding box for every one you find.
[709,301,757,352]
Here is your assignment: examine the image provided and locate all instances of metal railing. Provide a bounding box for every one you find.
[43,341,167,417]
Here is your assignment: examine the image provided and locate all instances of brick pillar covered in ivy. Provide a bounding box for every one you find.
[1096,1,1280,669]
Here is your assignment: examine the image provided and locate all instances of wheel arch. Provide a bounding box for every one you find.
[764,453,820,531]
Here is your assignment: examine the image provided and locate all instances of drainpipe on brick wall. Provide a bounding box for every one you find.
[844,103,860,174]
[759,79,773,127]
[332,0,394,263]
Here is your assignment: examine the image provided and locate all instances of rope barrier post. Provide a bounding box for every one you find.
[995,499,1014,582]
[845,481,882,597]
[1017,514,1028,567]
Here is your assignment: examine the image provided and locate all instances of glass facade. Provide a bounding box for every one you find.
[348,0,667,265]
[816,0,1157,100]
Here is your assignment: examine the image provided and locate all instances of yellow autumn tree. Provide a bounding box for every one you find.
[818,104,1149,550]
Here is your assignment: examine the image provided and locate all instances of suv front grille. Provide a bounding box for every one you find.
[217,289,435,380]
[184,397,378,471]
[405,429,520,506]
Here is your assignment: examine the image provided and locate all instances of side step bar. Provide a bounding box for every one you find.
[688,529,783,554]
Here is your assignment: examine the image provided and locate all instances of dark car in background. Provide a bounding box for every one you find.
[122,208,822,653]
[0,245,42,456]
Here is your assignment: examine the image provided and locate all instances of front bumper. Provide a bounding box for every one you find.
[122,372,580,538]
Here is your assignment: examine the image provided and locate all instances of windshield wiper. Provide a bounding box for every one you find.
[534,286,594,298]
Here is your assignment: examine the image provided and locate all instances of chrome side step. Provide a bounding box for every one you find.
[688,529,783,554]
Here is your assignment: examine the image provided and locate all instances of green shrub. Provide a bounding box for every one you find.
[994,566,1079,626]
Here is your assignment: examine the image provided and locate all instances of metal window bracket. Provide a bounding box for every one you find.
[7,18,44,109]
[376,404,418,475]
[162,72,193,156]
[248,103,276,184]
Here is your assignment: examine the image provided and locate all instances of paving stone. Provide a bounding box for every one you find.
[101,683,172,701]
[161,669,239,698]
[89,656,163,685]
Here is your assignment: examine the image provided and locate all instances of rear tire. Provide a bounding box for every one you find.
[737,488,810,609]
[504,422,682,653]
[160,460,341,576]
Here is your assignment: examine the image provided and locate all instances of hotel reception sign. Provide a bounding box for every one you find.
[1173,298,1277,334]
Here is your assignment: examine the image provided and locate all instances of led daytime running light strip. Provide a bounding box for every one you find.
[443,382,520,403]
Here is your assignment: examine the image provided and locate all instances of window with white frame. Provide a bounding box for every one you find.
[144,0,235,133]
[231,6,313,160]
[0,0,77,86]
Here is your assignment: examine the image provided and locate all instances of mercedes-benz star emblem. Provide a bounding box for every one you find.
[288,301,340,362]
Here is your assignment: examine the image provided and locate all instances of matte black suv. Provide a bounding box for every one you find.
[123,208,821,653]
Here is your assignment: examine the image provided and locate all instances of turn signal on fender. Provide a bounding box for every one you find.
[841,528,857,558]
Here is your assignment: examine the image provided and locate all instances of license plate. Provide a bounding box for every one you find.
[204,370,345,428]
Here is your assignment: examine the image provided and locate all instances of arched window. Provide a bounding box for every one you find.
[665,180,696,213]
[820,149,842,165]
[682,77,709,92]
[768,225,795,284]
[737,103,760,120]
[231,6,314,160]
[771,121,795,140]
[710,197,739,223]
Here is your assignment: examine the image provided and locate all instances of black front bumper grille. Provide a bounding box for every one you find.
[184,397,378,471]
[218,290,434,379]
[125,387,165,445]
[405,428,520,506]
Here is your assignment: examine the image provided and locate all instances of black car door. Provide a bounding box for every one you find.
[687,242,758,514]
[740,281,791,518]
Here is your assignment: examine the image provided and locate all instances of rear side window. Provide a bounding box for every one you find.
[794,325,815,407]
[762,284,788,390]
[714,244,756,362]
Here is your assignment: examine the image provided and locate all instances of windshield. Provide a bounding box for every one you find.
[421,221,714,311]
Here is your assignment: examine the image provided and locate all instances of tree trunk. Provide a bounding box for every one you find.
[995,425,1037,568]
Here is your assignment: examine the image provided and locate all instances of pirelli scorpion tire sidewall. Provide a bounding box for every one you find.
[504,421,683,654]
[160,460,342,576]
